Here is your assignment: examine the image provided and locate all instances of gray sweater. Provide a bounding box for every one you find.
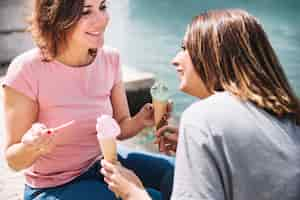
[171,92,300,200]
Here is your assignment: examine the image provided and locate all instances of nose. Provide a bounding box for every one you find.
[94,10,109,26]
[171,52,181,67]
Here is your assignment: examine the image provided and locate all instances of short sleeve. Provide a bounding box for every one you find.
[171,120,226,200]
[2,57,38,101]
[113,51,123,85]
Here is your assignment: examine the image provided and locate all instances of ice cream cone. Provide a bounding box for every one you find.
[151,81,171,151]
[153,99,168,130]
[150,80,171,130]
[99,137,118,164]
[96,115,121,198]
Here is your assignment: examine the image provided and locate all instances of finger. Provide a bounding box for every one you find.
[101,168,114,179]
[165,144,177,152]
[107,182,119,195]
[155,126,168,137]
[31,124,45,136]
[22,134,39,145]
[101,159,116,173]
[104,177,112,185]
[172,144,177,151]
[107,180,116,190]
[143,103,153,112]
[164,113,170,121]
[32,123,47,129]
[159,137,166,152]
[162,113,169,122]
[164,133,178,143]
[104,177,113,187]
[32,123,47,132]
[156,125,175,137]
[115,161,122,167]
[153,137,160,144]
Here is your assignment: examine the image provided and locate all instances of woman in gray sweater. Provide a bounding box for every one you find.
[101,9,300,200]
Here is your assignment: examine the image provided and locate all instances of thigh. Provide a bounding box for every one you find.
[117,145,175,190]
[24,180,117,200]
[146,188,163,200]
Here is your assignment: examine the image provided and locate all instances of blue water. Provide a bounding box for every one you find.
[106,0,300,117]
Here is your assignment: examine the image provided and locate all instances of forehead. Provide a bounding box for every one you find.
[84,0,105,5]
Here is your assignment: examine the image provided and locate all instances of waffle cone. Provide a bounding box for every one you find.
[99,138,118,164]
[153,99,168,130]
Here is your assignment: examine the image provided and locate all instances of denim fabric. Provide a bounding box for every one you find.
[24,146,174,200]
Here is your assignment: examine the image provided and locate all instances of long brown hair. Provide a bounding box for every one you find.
[28,0,85,60]
[186,9,300,124]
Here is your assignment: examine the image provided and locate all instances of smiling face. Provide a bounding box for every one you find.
[171,33,211,98]
[67,0,109,51]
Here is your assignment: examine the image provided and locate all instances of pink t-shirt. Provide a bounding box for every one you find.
[3,46,122,188]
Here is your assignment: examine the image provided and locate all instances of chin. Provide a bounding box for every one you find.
[179,83,195,96]
[87,43,101,49]
[87,38,104,49]
[179,82,188,93]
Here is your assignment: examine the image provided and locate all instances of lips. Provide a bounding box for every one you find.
[86,31,102,37]
[176,67,184,74]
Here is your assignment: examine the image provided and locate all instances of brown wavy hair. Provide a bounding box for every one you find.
[185,9,300,124]
[28,0,84,61]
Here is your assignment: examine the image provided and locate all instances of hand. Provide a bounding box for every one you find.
[21,123,56,155]
[135,100,173,128]
[135,103,154,127]
[101,160,148,200]
[155,125,179,155]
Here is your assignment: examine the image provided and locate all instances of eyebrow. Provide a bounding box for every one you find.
[84,0,106,8]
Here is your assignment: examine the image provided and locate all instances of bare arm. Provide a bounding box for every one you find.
[111,81,148,140]
[2,86,43,171]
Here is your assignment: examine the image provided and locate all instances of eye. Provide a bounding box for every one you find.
[181,44,186,51]
[82,10,91,15]
[99,4,107,11]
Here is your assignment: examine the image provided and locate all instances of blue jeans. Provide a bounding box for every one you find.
[24,146,174,200]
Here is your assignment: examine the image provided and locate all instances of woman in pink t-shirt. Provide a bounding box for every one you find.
[2,0,174,200]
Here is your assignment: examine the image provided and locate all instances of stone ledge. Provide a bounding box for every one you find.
[123,66,155,91]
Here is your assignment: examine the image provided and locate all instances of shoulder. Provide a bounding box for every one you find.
[7,48,43,74]
[182,92,236,123]
[101,46,120,59]
[181,92,247,135]
[98,46,121,70]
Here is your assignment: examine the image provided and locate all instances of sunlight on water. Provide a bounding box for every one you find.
[106,0,300,117]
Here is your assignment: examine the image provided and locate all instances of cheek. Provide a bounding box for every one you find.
[70,23,87,38]
[179,65,197,90]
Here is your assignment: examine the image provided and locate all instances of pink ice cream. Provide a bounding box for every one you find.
[96,115,120,139]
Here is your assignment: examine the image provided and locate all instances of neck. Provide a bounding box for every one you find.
[56,46,94,67]
[190,86,213,99]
